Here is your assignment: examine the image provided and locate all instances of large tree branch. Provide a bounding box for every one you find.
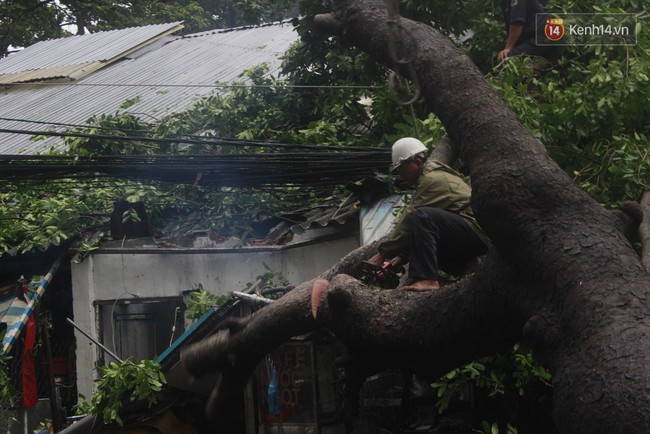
[313,5,594,254]
[181,251,524,425]
[182,2,650,432]
[640,191,650,272]
[429,136,459,165]
[314,5,649,431]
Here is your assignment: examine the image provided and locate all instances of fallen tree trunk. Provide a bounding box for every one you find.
[640,191,650,271]
[181,1,650,432]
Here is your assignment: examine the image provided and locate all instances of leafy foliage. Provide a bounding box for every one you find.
[0,357,14,408]
[0,0,299,58]
[186,265,288,320]
[1,0,646,256]
[432,345,552,432]
[90,359,167,426]
[185,284,232,321]
[474,421,519,434]
[484,1,649,205]
[62,109,154,156]
[0,357,17,434]
[246,262,290,290]
[0,180,166,255]
[82,1,214,34]
[0,0,69,57]
[72,394,93,416]
[0,0,646,431]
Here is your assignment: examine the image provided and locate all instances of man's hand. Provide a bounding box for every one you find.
[497,48,511,62]
[361,254,404,288]
[498,23,523,62]
[386,256,403,268]
[367,252,385,267]
[367,253,402,270]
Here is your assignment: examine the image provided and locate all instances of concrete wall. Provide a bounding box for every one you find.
[70,234,359,399]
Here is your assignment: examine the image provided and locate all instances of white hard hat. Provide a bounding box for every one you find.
[391,137,427,171]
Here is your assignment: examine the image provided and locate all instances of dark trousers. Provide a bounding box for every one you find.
[408,207,488,281]
[508,39,557,61]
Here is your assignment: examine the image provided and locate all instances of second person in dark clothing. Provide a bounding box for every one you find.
[498,0,556,62]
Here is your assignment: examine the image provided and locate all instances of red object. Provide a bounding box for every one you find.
[52,357,69,377]
[21,314,38,408]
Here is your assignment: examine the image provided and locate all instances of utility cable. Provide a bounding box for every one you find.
[6,81,380,90]
[0,152,391,187]
[0,126,388,152]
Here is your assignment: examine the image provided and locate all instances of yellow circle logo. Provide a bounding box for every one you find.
[545,18,565,41]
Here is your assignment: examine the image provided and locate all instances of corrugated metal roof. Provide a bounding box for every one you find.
[360,194,404,244]
[0,22,298,154]
[156,198,360,249]
[0,22,184,83]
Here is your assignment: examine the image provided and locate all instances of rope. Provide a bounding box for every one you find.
[385,0,422,108]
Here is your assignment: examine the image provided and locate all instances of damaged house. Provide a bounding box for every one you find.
[0,19,403,434]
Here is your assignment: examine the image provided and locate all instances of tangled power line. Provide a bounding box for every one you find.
[0,152,390,188]
[0,122,392,189]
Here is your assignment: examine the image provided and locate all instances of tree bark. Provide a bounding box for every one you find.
[640,191,650,272]
[181,1,650,432]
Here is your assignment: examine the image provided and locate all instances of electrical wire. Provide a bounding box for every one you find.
[0,126,385,152]
[7,81,380,90]
[0,117,392,192]
[0,151,391,188]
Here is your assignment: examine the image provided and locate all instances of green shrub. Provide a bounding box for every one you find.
[90,359,166,426]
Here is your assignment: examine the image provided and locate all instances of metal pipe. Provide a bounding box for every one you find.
[57,415,98,434]
[41,315,65,432]
[232,291,275,305]
[65,318,124,364]
[1,252,64,355]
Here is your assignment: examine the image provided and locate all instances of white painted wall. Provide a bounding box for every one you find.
[70,234,359,399]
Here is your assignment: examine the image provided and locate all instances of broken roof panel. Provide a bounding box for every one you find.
[360,195,404,245]
[96,200,361,252]
[0,22,298,155]
[0,22,184,83]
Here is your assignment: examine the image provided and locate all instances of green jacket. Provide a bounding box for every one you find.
[378,160,490,259]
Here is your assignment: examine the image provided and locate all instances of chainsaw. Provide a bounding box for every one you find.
[360,260,404,289]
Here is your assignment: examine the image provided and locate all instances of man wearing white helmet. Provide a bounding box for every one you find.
[367,137,490,291]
